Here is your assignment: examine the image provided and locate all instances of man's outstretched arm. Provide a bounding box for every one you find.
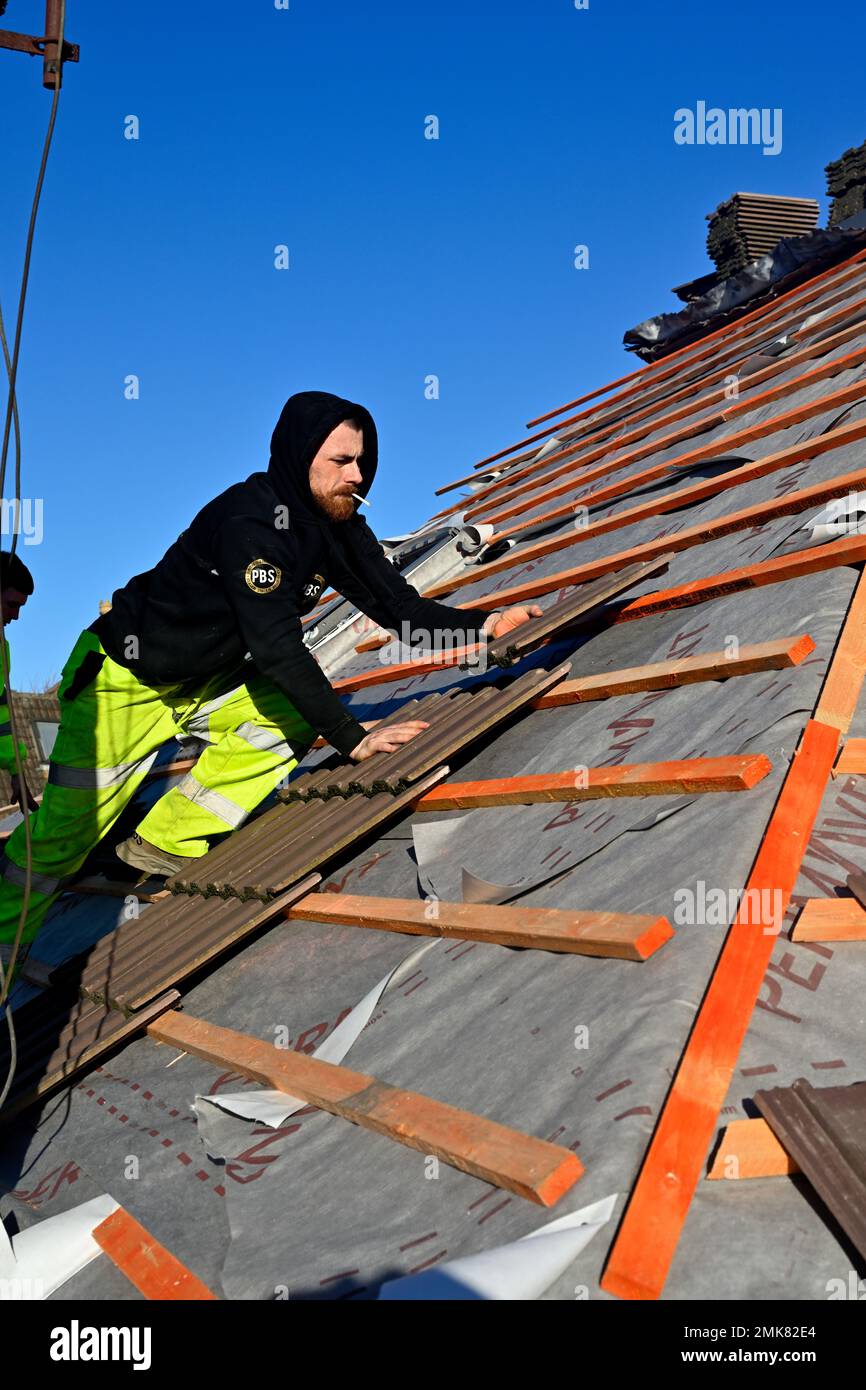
[335,516,541,647]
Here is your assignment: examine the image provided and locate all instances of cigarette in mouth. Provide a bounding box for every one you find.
[352,492,371,507]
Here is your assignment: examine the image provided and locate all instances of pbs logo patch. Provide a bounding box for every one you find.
[244,559,282,594]
[303,573,325,601]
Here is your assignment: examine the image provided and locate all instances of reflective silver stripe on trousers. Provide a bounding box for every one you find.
[48,748,160,790]
[174,772,248,828]
[184,684,246,742]
[234,720,302,762]
[0,856,68,896]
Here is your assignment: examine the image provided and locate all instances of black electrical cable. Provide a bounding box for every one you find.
[0,307,23,554]
[0,0,68,1114]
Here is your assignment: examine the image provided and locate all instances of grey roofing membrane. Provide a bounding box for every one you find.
[3,262,866,1301]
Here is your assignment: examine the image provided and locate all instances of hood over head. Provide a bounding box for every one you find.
[267,390,378,524]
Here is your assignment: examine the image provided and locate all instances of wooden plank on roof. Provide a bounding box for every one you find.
[523,283,866,445]
[459,533,866,615]
[491,344,866,535]
[814,571,866,732]
[462,277,866,513]
[286,891,674,961]
[523,306,866,475]
[471,404,866,530]
[442,249,866,491]
[521,249,866,434]
[338,542,863,694]
[335,556,663,692]
[601,549,866,1296]
[92,1208,218,1300]
[456,374,866,533]
[431,417,866,598]
[494,368,866,539]
[531,636,815,706]
[147,1009,584,1207]
[600,716,840,1300]
[616,536,866,623]
[332,646,479,692]
[791,896,866,941]
[833,738,866,775]
[412,755,771,811]
[705,1118,799,1179]
[475,289,866,525]
[286,638,812,744]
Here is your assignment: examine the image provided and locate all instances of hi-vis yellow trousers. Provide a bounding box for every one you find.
[0,629,316,960]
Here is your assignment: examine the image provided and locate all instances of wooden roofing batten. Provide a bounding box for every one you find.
[600,567,866,1300]
[791,895,866,942]
[602,716,842,1300]
[448,532,866,616]
[436,443,866,604]
[442,245,866,486]
[460,361,866,536]
[411,756,772,811]
[92,1209,219,1301]
[283,893,674,961]
[147,1009,585,1207]
[476,336,866,533]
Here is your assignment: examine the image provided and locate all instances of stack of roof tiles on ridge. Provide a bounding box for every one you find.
[827,138,866,226]
[706,192,820,279]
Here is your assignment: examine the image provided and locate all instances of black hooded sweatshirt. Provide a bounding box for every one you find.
[92,391,492,755]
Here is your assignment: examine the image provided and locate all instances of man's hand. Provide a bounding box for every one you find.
[10,773,38,814]
[482,604,543,638]
[346,608,541,760]
[350,720,430,761]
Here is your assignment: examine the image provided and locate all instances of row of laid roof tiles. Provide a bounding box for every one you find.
[0,983,181,1120]
[168,665,569,898]
[283,664,567,800]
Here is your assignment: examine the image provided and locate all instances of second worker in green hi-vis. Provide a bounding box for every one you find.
[0,391,540,980]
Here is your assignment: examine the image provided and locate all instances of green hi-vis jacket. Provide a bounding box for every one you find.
[0,639,28,775]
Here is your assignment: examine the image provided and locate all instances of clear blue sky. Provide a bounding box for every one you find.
[1,0,863,687]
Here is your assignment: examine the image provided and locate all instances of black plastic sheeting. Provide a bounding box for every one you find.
[624,227,866,362]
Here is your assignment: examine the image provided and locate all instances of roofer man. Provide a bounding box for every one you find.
[0,391,538,977]
[0,551,37,817]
